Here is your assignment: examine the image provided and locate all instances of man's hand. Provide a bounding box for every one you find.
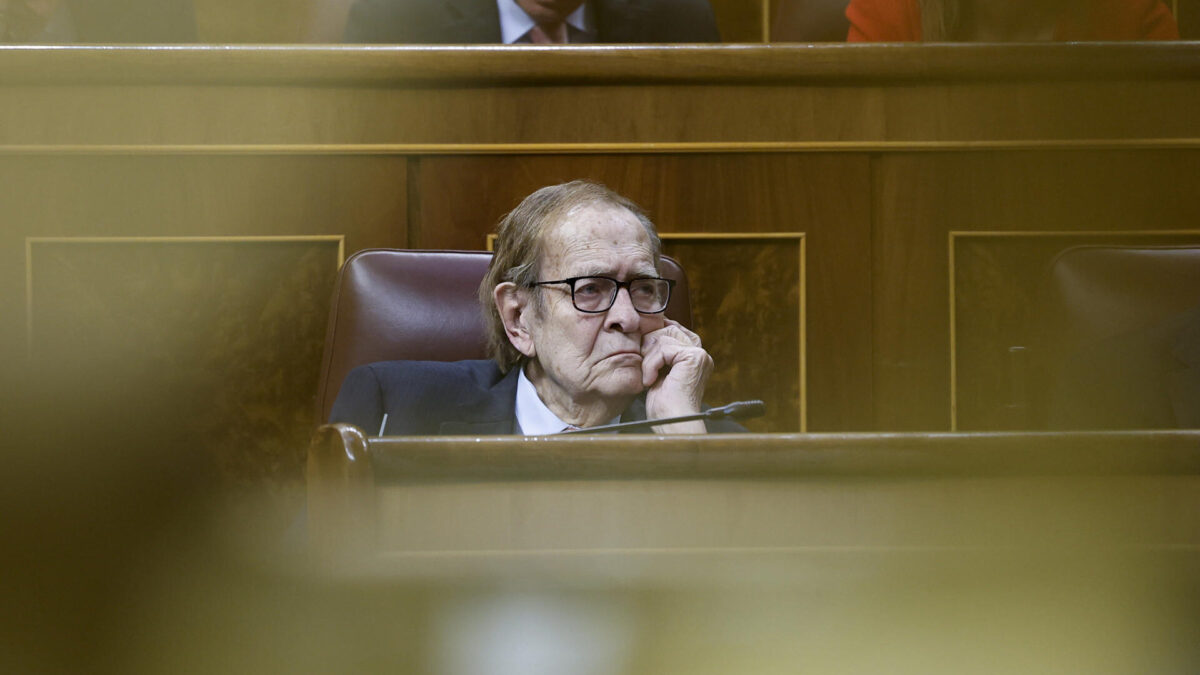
[640,319,713,434]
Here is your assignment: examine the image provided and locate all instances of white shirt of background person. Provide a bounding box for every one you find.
[496,0,595,43]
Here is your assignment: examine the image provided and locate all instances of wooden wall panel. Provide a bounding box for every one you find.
[415,153,871,430]
[413,154,835,245]
[2,154,407,504]
[0,153,401,365]
[800,157,873,430]
[661,236,802,432]
[0,154,407,343]
[710,0,765,42]
[8,82,1200,148]
[0,154,406,240]
[28,237,341,492]
[875,150,1200,430]
[7,48,1200,149]
[873,155,951,430]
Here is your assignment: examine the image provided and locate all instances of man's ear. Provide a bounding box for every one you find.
[494,282,537,358]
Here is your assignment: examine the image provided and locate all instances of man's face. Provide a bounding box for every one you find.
[523,204,665,410]
[514,0,585,25]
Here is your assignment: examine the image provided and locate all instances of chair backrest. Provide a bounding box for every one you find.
[315,249,694,423]
[1033,244,1200,429]
[1044,245,1200,348]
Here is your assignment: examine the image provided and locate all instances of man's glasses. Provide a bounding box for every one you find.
[532,276,675,314]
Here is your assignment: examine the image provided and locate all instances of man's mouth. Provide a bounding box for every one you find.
[604,350,642,362]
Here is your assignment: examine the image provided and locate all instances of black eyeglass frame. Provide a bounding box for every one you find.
[530,275,676,314]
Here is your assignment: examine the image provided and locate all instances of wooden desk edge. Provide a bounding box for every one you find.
[311,426,1200,484]
[4,43,1200,86]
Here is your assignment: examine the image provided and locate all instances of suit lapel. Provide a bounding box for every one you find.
[439,365,521,434]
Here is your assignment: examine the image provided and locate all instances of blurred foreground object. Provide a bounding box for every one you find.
[3,397,1198,672]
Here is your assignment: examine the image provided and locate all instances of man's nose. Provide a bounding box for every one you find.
[604,286,641,331]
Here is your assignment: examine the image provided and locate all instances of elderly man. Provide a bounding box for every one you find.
[343,0,720,44]
[329,180,738,435]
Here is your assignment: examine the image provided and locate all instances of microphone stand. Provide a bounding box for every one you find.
[557,400,765,435]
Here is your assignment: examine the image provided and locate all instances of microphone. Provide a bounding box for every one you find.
[558,400,765,435]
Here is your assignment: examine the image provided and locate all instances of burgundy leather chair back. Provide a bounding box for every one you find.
[1044,245,1200,348]
[315,249,693,423]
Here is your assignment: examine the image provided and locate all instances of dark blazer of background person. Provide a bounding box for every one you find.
[344,0,721,43]
[68,0,195,42]
[330,359,745,435]
[1048,304,1200,430]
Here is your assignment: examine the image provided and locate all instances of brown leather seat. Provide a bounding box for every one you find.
[315,249,693,423]
[1038,244,1200,429]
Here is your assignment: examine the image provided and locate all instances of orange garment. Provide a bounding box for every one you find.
[846,0,1179,41]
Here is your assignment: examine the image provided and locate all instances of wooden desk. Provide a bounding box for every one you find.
[308,425,1200,570]
[296,426,1200,671]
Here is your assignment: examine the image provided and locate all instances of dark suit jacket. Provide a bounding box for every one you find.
[329,358,744,434]
[344,0,721,43]
[1048,304,1200,430]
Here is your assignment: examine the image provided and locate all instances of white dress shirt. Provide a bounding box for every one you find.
[496,0,594,43]
[515,366,619,435]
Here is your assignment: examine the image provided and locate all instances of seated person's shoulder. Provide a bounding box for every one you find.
[329,359,507,431]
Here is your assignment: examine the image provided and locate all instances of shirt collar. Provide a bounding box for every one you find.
[515,365,572,435]
[496,0,592,44]
[515,365,619,435]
